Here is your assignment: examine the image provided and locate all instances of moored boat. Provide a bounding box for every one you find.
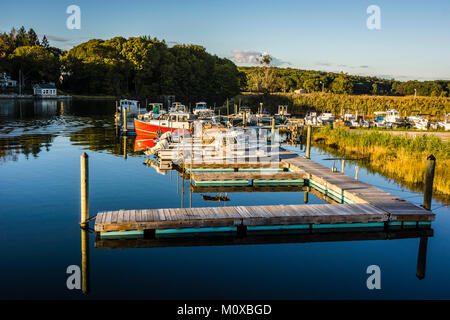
[135,104,194,136]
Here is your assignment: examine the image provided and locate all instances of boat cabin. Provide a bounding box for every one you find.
[120,99,140,115]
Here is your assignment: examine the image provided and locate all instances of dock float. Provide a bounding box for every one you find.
[96,203,394,233]
[94,150,434,236]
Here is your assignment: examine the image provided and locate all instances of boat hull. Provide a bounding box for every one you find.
[134,118,191,136]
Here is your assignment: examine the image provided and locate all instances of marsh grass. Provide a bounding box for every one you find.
[312,127,450,203]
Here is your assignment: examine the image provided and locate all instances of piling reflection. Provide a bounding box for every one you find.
[81,226,90,295]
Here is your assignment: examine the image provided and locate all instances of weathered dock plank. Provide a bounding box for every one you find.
[281,151,435,222]
[95,203,388,232]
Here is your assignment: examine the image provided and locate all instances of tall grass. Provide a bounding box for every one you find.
[312,127,450,203]
[232,92,450,119]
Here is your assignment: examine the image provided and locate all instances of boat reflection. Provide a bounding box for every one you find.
[134,135,156,152]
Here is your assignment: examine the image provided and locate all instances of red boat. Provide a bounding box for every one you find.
[134,105,194,136]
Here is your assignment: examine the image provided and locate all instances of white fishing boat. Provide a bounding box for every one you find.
[318,111,335,125]
[275,105,291,121]
[408,113,429,130]
[193,102,214,118]
[305,111,318,125]
[437,114,450,131]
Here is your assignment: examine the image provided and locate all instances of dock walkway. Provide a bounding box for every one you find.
[281,152,433,222]
[95,151,434,233]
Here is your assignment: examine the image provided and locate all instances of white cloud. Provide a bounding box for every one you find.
[231,50,290,67]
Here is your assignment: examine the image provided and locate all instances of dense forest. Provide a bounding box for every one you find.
[0,27,242,103]
[1,26,449,106]
[239,67,450,97]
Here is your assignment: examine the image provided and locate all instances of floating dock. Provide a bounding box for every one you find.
[94,150,434,235]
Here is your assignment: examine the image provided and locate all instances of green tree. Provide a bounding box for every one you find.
[331,73,353,94]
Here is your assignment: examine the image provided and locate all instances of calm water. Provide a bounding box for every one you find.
[0,99,449,300]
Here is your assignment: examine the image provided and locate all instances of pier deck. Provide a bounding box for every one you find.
[95,150,434,234]
[281,152,434,222]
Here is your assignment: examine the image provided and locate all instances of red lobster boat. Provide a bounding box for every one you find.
[134,105,194,137]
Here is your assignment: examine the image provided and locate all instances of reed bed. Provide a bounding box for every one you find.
[312,127,450,202]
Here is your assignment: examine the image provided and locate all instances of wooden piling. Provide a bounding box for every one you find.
[355,166,359,180]
[306,125,311,159]
[80,153,89,226]
[271,118,275,137]
[423,155,436,211]
[243,112,246,129]
[123,108,127,133]
[341,159,345,173]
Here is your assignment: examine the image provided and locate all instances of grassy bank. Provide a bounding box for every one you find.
[231,93,450,119]
[311,127,450,203]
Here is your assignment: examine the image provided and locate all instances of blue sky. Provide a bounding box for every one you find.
[1,0,449,81]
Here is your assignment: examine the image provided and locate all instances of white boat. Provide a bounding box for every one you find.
[119,99,140,116]
[275,105,291,121]
[318,111,335,125]
[193,102,214,118]
[305,111,318,125]
[408,114,429,130]
[437,114,450,131]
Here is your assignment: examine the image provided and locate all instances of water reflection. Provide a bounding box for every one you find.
[83,225,432,296]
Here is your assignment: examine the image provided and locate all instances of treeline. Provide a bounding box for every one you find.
[231,93,449,117]
[61,37,242,102]
[0,27,63,85]
[0,27,242,103]
[239,67,450,97]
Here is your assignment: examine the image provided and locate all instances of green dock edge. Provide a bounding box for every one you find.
[100,221,432,239]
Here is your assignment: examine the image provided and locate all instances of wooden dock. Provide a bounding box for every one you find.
[280,152,434,222]
[94,150,434,234]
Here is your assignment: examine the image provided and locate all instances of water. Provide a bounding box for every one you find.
[0,99,449,299]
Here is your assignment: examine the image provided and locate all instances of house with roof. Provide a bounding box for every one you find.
[0,72,17,88]
[33,83,57,96]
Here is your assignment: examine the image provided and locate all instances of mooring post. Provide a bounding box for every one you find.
[81,227,90,294]
[123,136,127,159]
[416,237,428,280]
[306,125,312,159]
[80,153,89,227]
[423,155,436,211]
[355,166,359,180]
[271,118,276,142]
[243,111,246,129]
[123,107,127,134]
[341,159,345,173]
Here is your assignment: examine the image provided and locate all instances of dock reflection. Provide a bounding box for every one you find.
[91,226,432,282]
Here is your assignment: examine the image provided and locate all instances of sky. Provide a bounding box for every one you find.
[1,0,449,81]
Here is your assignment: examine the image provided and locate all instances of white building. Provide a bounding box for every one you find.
[0,72,17,88]
[33,83,57,96]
